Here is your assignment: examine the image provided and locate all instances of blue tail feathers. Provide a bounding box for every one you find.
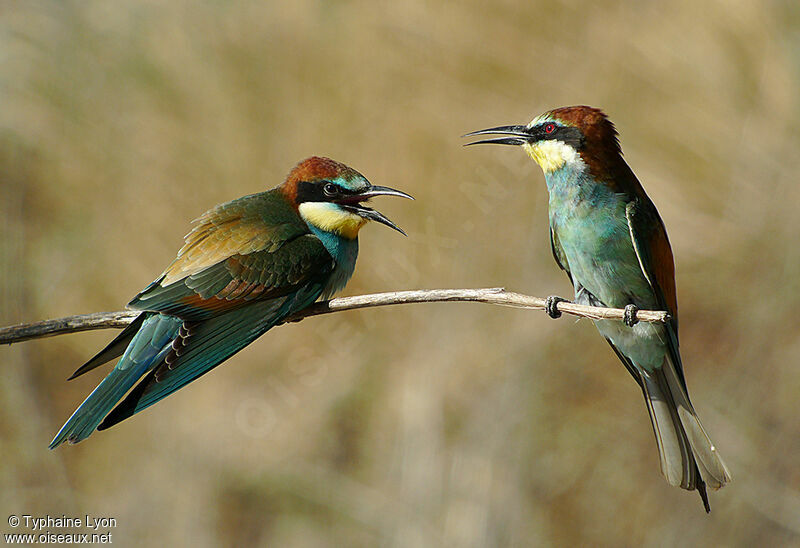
[49,314,182,449]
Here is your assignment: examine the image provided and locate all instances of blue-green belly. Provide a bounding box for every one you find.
[549,179,668,370]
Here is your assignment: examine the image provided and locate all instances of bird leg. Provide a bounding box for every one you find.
[545,295,566,319]
[623,304,639,327]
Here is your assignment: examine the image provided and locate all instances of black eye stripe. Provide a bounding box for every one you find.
[537,125,584,149]
[296,180,362,203]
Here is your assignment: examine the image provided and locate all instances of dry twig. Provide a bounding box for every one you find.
[0,287,670,346]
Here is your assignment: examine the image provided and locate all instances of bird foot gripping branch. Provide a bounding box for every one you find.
[544,295,567,319]
[623,304,639,327]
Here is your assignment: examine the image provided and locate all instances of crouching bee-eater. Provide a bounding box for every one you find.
[465,106,730,511]
[50,156,412,448]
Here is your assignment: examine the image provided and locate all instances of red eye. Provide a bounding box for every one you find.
[544,123,556,134]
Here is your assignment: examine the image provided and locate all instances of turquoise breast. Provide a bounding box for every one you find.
[307,226,359,298]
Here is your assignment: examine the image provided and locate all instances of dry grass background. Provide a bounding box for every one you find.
[2,0,800,545]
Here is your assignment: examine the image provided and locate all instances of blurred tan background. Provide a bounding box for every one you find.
[2,0,799,545]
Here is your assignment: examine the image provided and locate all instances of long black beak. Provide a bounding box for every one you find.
[463,125,531,146]
[341,185,414,236]
[357,185,414,201]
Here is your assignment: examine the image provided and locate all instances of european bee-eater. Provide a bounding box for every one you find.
[50,156,412,448]
[465,106,730,511]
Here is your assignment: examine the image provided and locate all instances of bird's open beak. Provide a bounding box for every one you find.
[463,125,531,146]
[339,185,414,236]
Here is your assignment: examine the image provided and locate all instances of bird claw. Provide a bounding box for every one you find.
[623,304,639,327]
[545,295,566,319]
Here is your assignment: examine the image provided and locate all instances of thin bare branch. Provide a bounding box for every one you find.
[0,310,142,345]
[0,288,670,346]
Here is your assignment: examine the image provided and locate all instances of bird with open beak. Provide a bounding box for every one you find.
[466,106,730,512]
[50,156,412,448]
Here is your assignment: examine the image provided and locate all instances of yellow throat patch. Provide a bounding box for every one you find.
[298,202,367,240]
[523,140,578,174]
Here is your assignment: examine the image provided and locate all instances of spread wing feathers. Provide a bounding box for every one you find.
[49,314,183,448]
[68,312,150,380]
[97,283,325,430]
[129,234,334,320]
[625,198,687,389]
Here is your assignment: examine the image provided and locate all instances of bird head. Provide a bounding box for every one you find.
[283,157,413,239]
[465,106,622,177]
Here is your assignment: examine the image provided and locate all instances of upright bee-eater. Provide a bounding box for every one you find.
[465,106,730,511]
[50,157,412,448]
